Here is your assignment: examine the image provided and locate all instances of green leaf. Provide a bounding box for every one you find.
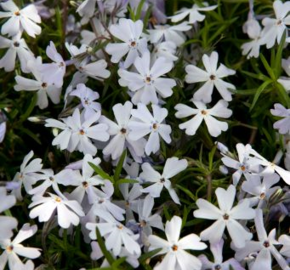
[19,93,37,122]
[114,149,127,181]
[260,53,276,80]
[88,162,113,182]
[135,0,146,20]
[176,184,196,201]
[250,80,272,111]
[240,70,269,81]
[139,248,162,263]
[274,30,286,77]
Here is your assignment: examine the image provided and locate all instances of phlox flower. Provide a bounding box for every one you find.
[63,154,104,204]
[86,209,141,257]
[118,51,176,105]
[241,174,280,207]
[29,192,85,229]
[100,101,145,161]
[260,0,290,49]
[271,103,290,134]
[199,239,245,270]
[175,100,232,137]
[0,33,34,73]
[105,18,147,68]
[241,19,262,59]
[235,209,289,270]
[45,108,110,156]
[248,146,290,185]
[91,180,125,221]
[11,150,43,200]
[148,216,207,270]
[28,168,78,196]
[76,0,98,23]
[221,143,256,185]
[170,2,217,24]
[14,57,61,109]
[0,1,41,37]
[139,157,188,204]
[279,234,290,258]
[66,43,111,81]
[147,22,192,46]
[0,223,41,270]
[41,41,66,88]
[277,57,290,91]
[0,188,17,241]
[128,103,172,155]
[185,51,236,103]
[70,83,101,119]
[193,185,255,248]
[152,41,178,62]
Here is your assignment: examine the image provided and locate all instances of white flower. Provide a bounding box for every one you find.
[241,19,262,59]
[11,151,43,200]
[221,143,256,185]
[193,185,255,248]
[0,1,41,37]
[45,108,110,156]
[185,51,236,103]
[271,103,290,134]
[100,101,145,161]
[64,154,104,204]
[260,0,290,49]
[279,234,290,257]
[76,0,97,22]
[0,223,41,270]
[148,216,207,270]
[106,18,148,68]
[29,192,85,228]
[0,188,17,241]
[140,157,188,204]
[242,174,280,207]
[199,239,245,270]
[128,103,172,155]
[278,57,290,91]
[175,100,232,137]
[28,168,78,196]
[148,22,192,46]
[118,51,176,105]
[91,180,125,221]
[14,57,61,109]
[41,41,66,88]
[86,209,141,257]
[170,3,217,24]
[70,83,101,119]
[248,146,290,185]
[136,195,164,238]
[235,209,289,270]
[0,34,34,73]
[152,41,178,62]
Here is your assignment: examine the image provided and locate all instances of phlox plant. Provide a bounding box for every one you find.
[3,0,290,270]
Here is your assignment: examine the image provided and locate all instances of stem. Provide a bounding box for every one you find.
[206,174,212,202]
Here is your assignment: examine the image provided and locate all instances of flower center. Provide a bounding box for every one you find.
[82,181,88,188]
[117,224,123,230]
[160,178,165,183]
[130,41,136,47]
[55,197,61,202]
[6,245,13,252]
[120,128,127,134]
[223,213,229,220]
[277,19,282,25]
[214,265,222,270]
[13,42,20,47]
[49,176,54,182]
[79,129,85,135]
[42,82,47,88]
[260,192,266,199]
[240,165,246,171]
[140,220,147,227]
[201,110,207,115]
[210,74,216,80]
[172,245,178,251]
[152,123,158,130]
[14,11,20,16]
[59,62,65,68]
[263,241,270,248]
[98,199,104,204]
[146,76,151,83]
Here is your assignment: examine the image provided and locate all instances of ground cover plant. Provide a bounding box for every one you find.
[2,0,290,269]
